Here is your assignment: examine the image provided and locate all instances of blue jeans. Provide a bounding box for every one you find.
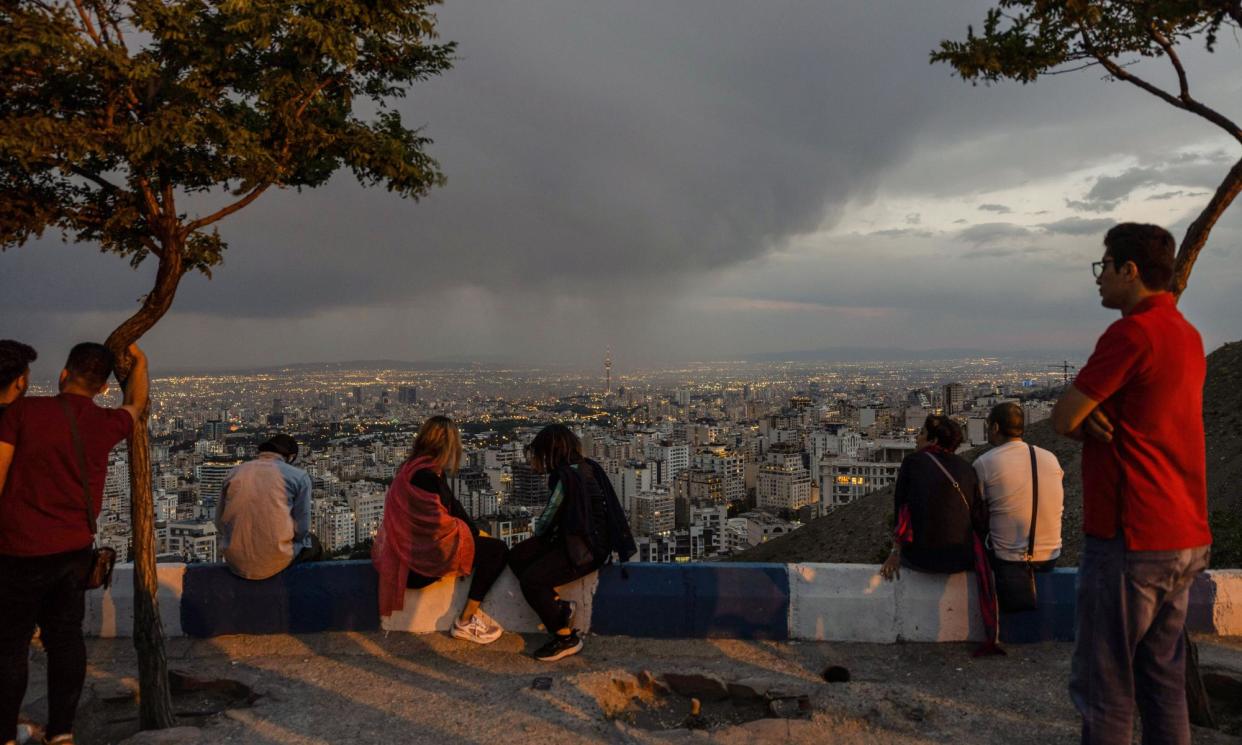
[1069,535,1210,745]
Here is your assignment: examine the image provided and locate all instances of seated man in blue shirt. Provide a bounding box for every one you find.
[214,434,322,579]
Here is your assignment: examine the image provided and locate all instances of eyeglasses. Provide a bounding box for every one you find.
[1091,258,1115,278]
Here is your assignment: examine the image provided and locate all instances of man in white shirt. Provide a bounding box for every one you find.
[973,402,1064,569]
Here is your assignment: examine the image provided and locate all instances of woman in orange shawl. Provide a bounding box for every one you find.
[372,416,509,644]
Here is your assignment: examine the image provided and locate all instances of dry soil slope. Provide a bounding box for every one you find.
[733,340,1242,567]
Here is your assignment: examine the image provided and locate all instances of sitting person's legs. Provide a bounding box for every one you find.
[456,536,509,627]
[508,536,594,661]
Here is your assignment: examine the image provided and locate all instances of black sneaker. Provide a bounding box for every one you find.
[533,631,583,662]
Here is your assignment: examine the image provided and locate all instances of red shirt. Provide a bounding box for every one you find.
[1074,293,1210,551]
[0,394,133,556]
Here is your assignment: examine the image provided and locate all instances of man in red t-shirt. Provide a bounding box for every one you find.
[0,340,38,416]
[0,342,148,745]
[1052,224,1210,745]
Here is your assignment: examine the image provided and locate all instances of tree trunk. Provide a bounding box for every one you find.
[126,412,177,729]
[1172,155,1242,298]
[106,244,185,731]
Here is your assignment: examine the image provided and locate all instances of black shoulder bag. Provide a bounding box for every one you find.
[992,445,1040,613]
[57,397,117,590]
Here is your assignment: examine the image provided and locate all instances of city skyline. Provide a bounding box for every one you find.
[3,1,1240,368]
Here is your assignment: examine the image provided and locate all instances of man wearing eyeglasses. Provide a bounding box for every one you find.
[1052,223,1210,745]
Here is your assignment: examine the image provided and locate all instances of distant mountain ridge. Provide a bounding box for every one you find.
[745,346,1089,363]
[153,357,519,376]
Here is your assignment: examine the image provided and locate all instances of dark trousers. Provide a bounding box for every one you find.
[0,549,93,741]
[508,536,596,632]
[407,536,509,603]
[1069,535,1210,745]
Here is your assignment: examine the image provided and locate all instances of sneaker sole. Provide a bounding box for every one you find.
[451,627,502,645]
[535,638,583,662]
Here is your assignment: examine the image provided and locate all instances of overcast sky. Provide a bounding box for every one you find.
[2,1,1240,371]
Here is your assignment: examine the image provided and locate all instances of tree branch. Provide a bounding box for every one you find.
[1148,25,1190,100]
[1172,155,1242,298]
[295,77,339,120]
[1080,28,1242,145]
[1041,60,1104,76]
[71,0,104,46]
[63,163,121,192]
[181,184,270,235]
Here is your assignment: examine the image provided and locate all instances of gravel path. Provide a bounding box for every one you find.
[18,632,1241,744]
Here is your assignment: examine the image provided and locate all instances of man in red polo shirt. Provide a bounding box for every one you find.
[1052,223,1210,745]
[0,342,148,745]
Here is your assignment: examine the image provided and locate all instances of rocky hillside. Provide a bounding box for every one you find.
[733,341,1242,567]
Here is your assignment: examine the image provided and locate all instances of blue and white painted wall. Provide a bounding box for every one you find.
[84,561,1242,641]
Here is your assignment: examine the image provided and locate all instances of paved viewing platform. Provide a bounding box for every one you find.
[37,631,1242,744]
[29,560,1239,743]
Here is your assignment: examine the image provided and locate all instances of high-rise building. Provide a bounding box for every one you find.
[673,468,724,503]
[202,420,229,441]
[757,443,812,513]
[633,491,674,537]
[314,502,357,553]
[195,459,241,508]
[164,520,218,563]
[943,382,966,415]
[348,490,386,543]
[604,347,612,396]
[509,462,550,508]
[398,386,418,405]
[450,467,492,504]
[653,441,689,487]
[691,446,745,503]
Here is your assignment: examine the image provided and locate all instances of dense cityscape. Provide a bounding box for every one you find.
[32,352,1079,567]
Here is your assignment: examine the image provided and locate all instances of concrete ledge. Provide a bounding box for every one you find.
[790,563,896,642]
[380,569,597,634]
[590,563,790,639]
[82,561,1241,643]
[181,560,379,637]
[1189,569,1242,636]
[893,569,982,642]
[84,563,186,638]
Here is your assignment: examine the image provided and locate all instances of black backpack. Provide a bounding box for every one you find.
[552,459,637,570]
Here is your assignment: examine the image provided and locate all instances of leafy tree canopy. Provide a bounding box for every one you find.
[932,0,1242,296]
[0,0,454,273]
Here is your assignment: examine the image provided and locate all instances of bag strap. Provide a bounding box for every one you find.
[56,397,97,536]
[923,451,970,512]
[1026,444,1039,562]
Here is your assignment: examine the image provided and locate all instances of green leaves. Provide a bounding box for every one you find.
[0,0,453,271]
[931,0,1240,83]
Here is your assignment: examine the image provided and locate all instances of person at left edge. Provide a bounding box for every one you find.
[0,342,149,745]
[0,340,37,418]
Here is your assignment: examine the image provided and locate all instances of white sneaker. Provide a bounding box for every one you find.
[452,611,503,644]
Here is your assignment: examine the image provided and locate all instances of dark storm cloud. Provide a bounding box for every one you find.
[978,203,1012,214]
[0,2,1009,320]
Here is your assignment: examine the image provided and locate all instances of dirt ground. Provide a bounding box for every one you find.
[17,632,1242,744]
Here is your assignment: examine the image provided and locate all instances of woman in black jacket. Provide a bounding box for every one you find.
[508,424,634,662]
[880,415,988,579]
